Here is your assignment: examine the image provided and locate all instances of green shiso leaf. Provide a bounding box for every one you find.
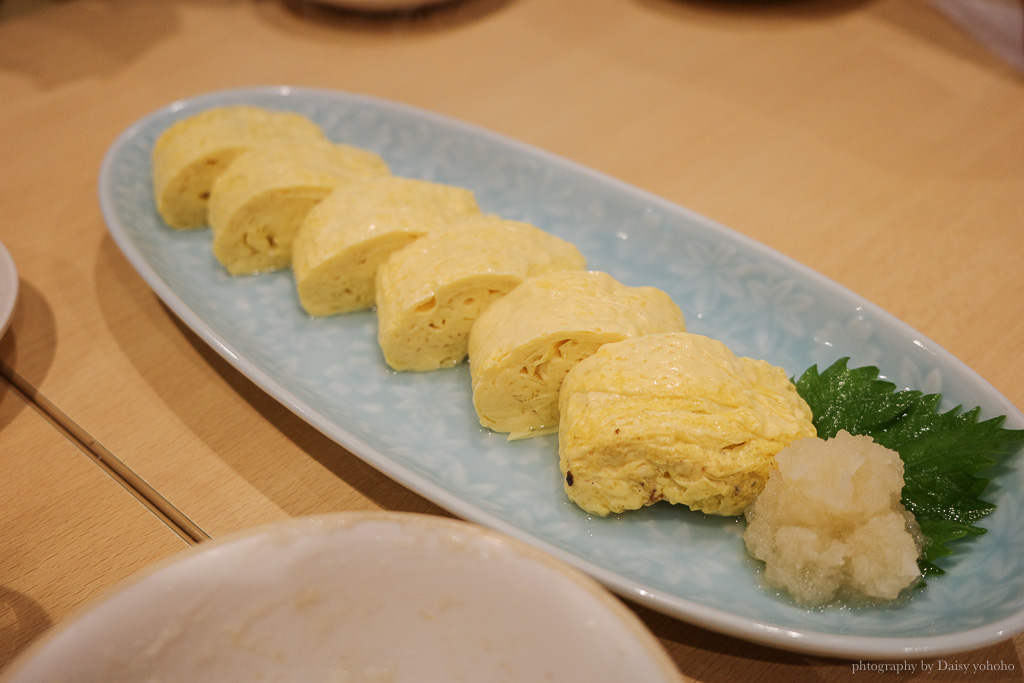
[794,358,1024,576]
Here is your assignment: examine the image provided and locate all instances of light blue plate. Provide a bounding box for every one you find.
[99,86,1024,659]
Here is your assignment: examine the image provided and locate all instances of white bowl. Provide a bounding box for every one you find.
[3,513,682,682]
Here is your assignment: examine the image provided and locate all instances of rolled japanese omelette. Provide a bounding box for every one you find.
[375,215,586,372]
[293,177,481,316]
[208,141,390,275]
[468,270,686,440]
[151,105,327,229]
[559,332,816,517]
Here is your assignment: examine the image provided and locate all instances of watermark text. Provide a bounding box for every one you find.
[851,659,1017,675]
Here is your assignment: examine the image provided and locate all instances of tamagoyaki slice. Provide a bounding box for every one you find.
[558,332,816,517]
[293,177,481,316]
[152,105,327,229]
[208,141,390,275]
[468,270,686,440]
[375,215,586,372]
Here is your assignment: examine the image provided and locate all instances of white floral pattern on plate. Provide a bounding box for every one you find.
[99,86,1024,659]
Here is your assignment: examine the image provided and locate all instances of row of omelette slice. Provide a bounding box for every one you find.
[152,105,815,519]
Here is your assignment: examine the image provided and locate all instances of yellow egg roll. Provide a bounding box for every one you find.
[293,177,481,316]
[152,106,326,229]
[375,215,586,372]
[208,141,390,275]
[468,270,686,440]
[559,332,816,517]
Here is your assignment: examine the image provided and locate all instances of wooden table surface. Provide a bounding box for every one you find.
[1,0,1022,679]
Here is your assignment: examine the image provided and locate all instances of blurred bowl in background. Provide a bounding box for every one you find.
[303,0,458,12]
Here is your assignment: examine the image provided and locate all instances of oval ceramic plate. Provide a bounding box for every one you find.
[98,86,1024,659]
[2,513,682,682]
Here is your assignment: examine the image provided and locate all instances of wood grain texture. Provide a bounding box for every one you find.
[0,379,190,669]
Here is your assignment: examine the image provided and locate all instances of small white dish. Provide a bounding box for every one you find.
[0,240,18,341]
[2,513,682,682]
